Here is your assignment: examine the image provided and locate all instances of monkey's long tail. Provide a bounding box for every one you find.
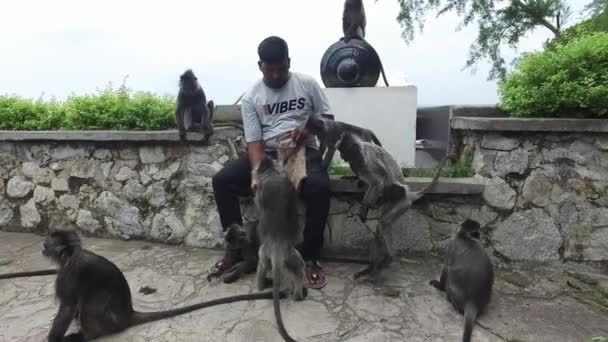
[131,291,275,326]
[272,259,298,342]
[411,154,449,202]
[0,269,57,279]
[462,302,478,342]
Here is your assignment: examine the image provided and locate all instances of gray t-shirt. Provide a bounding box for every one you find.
[241,72,332,151]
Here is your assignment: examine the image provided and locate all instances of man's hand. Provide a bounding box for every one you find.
[290,125,308,144]
[247,142,265,194]
[250,169,259,193]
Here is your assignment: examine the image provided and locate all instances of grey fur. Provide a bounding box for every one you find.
[334,132,446,283]
[429,219,494,342]
[342,0,366,42]
[301,112,382,170]
[176,69,215,142]
[42,230,276,342]
[252,156,307,342]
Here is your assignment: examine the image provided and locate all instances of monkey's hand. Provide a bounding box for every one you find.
[429,280,444,291]
[291,125,308,144]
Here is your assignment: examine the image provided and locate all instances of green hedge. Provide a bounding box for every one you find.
[498,32,608,118]
[0,83,176,130]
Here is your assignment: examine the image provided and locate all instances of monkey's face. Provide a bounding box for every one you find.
[460,219,481,240]
[259,60,290,89]
[225,224,247,248]
[304,115,324,134]
[179,69,199,93]
[41,231,81,263]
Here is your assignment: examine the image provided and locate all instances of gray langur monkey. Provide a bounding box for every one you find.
[342,0,366,42]
[300,112,382,171]
[430,219,494,342]
[175,69,215,142]
[340,0,390,86]
[207,221,260,284]
[41,230,277,342]
[335,132,447,282]
[252,156,307,342]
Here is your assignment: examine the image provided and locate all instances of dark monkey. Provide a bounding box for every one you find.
[341,0,390,86]
[335,133,446,282]
[207,221,259,284]
[41,230,277,342]
[342,0,366,42]
[300,112,382,170]
[0,269,57,279]
[253,156,307,342]
[430,219,494,342]
[175,69,215,142]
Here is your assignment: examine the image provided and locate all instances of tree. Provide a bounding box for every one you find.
[392,0,572,80]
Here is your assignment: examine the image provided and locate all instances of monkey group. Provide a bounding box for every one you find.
[1,4,494,341]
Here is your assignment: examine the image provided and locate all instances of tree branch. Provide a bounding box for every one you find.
[512,0,562,37]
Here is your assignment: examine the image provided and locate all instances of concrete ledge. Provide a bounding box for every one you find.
[0,127,241,142]
[452,117,608,132]
[329,176,484,195]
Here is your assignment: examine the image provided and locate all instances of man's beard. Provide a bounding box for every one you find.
[264,78,289,89]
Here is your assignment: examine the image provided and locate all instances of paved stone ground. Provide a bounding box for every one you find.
[1,232,607,342]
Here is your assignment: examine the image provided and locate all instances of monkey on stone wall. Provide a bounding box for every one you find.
[175,69,215,142]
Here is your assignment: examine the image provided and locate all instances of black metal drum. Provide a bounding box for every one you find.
[320,38,383,88]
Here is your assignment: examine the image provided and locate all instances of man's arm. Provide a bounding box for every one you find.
[308,77,332,115]
[241,98,265,167]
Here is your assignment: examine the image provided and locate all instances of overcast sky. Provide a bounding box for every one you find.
[0,0,589,106]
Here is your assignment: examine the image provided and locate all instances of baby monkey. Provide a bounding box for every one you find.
[430,219,494,342]
[207,221,259,284]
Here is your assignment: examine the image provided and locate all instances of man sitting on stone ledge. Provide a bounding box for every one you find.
[210,36,332,289]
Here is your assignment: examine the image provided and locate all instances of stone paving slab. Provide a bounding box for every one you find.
[1,232,607,342]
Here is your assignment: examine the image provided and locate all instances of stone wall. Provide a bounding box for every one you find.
[449,117,608,263]
[0,129,247,249]
[1,117,607,264]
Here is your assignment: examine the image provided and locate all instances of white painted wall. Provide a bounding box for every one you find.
[322,86,417,167]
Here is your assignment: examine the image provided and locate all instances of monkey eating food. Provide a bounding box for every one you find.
[175,69,215,142]
[300,112,382,170]
[41,230,277,342]
[252,156,307,342]
[429,219,494,342]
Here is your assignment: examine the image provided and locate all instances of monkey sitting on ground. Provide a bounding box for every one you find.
[430,219,494,342]
[335,132,446,282]
[207,221,259,284]
[175,69,215,142]
[41,230,277,342]
[253,156,307,342]
[300,112,382,170]
[0,269,57,279]
[342,0,366,42]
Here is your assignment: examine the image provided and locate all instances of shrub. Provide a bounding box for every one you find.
[0,82,176,130]
[498,32,608,118]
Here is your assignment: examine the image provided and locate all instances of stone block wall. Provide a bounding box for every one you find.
[449,118,608,263]
[0,129,247,249]
[1,117,607,264]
